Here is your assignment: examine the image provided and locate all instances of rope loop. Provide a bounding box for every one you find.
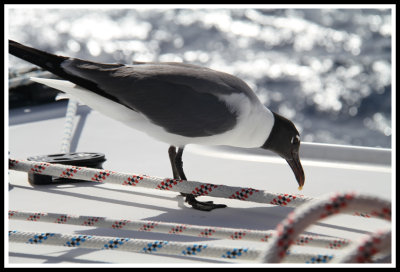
[259,192,391,263]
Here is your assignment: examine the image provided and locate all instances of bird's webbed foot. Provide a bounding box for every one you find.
[182,193,227,212]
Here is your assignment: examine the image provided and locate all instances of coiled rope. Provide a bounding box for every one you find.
[259,192,391,263]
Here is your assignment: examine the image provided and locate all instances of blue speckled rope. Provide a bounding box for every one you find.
[7,230,258,261]
[8,230,337,263]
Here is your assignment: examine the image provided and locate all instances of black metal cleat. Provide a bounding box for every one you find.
[27,152,106,186]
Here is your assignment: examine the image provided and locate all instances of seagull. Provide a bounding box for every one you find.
[9,39,305,211]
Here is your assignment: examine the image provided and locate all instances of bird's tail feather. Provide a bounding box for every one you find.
[9,40,69,78]
[8,40,111,100]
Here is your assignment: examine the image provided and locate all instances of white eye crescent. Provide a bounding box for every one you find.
[291,135,300,144]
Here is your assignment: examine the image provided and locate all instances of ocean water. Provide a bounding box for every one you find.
[7,7,392,148]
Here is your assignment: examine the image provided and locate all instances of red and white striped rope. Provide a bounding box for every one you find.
[8,210,350,249]
[8,158,311,208]
[259,192,391,263]
[335,227,392,263]
[8,158,388,220]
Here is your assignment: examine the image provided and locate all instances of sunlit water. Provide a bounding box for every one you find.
[8,8,392,148]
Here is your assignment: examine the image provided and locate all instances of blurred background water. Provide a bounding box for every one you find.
[7,7,392,148]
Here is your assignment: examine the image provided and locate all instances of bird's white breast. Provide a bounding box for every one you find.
[211,92,275,148]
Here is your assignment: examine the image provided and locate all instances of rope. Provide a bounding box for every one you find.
[7,229,347,263]
[8,158,390,220]
[8,158,312,208]
[8,210,350,250]
[60,98,78,153]
[335,228,392,263]
[259,192,391,263]
[7,230,258,261]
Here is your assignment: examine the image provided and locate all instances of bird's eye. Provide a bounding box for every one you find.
[291,135,300,145]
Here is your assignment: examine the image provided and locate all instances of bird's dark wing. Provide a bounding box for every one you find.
[61,59,241,137]
[10,40,269,137]
[9,40,252,137]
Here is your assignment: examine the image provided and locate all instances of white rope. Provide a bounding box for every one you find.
[8,230,344,263]
[8,230,258,261]
[335,227,392,263]
[8,210,350,250]
[8,158,312,208]
[60,98,78,153]
[259,192,391,263]
[8,158,390,220]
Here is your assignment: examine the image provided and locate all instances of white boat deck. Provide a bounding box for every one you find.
[7,101,393,265]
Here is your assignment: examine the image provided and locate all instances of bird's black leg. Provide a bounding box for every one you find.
[175,147,187,180]
[175,147,227,211]
[168,146,180,179]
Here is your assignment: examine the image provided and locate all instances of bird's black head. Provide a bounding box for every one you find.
[261,112,305,189]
